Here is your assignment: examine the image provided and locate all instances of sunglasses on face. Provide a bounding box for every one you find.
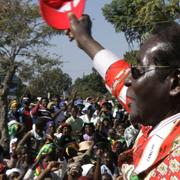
[130,65,180,79]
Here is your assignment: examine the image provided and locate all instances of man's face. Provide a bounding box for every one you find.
[62,126,71,135]
[71,107,78,118]
[85,124,93,134]
[47,124,55,135]
[126,38,172,126]
[52,97,59,106]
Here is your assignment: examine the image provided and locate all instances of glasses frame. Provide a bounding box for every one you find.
[131,65,180,79]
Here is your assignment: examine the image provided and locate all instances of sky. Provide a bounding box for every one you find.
[46,0,131,82]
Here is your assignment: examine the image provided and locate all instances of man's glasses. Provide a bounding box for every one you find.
[131,65,180,79]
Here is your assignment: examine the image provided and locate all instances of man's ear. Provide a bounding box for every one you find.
[169,69,180,96]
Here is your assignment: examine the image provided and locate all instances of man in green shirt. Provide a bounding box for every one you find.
[66,106,84,141]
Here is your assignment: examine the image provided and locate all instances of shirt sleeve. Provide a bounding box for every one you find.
[93,49,130,111]
[93,49,120,79]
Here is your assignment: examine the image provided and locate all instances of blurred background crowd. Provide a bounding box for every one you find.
[0,93,139,179]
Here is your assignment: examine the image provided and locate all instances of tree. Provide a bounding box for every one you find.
[27,56,72,97]
[123,50,139,65]
[102,0,180,46]
[72,69,108,98]
[0,0,61,149]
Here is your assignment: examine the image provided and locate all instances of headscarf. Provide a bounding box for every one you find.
[34,143,55,177]
[35,142,54,161]
[8,120,23,137]
[9,100,18,109]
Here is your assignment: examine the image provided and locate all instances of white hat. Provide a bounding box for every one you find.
[82,164,94,176]
[6,168,23,177]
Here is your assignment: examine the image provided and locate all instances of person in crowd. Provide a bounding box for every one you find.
[101,117,113,137]
[101,150,118,179]
[92,103,101,121]
[100,102,113,122]
[66,13,180,179]
[93,120,108,143]
[33,143,56,179]
[9,146,32,179]
[66,105,84,141]
[16,117,46,159]
[113,104,126,123]
[7,100,20,122]
[0,145,7,176]
[55,123,75,148]
[51,95,66,126]
[76,103,85,117]
[124,123,139,149]
[80,105,95,124]
[31,97,52,123]
[8,120,24,154]
[81,123,95,141]
[18,97,32,132]
[111,125,127,155]
[45,121,55,140]
[107,128,117,146]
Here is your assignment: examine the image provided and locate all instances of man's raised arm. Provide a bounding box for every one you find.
[67,13,130,112]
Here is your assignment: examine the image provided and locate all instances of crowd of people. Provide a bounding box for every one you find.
[0,94,139,179]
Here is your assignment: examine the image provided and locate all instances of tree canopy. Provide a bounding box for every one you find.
[0,0,61,92]
[27,56,72,97]
[72,69,108,98]
[102,0,180,46]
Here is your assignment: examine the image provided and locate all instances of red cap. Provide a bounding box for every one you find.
[39,0,86,29]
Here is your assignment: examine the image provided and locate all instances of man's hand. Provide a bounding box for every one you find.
[66,13,92,49]
[68,163,82,177]
[46,161,60,171]
[66,13,104,59]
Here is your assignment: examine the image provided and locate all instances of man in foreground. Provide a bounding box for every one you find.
[66,13,180,179]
